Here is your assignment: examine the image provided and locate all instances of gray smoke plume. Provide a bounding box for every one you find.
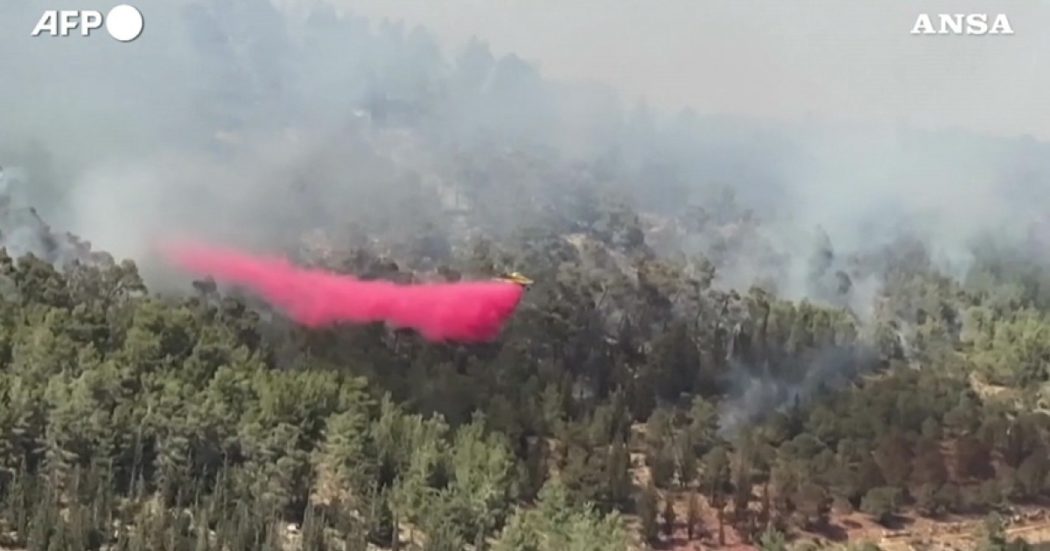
[0,164,105,268]
[1,1,1048,290]
[717,345,881,436]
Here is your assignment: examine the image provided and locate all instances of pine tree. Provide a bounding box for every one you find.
[702,446,730,546]
[607,438,632,510]
[677,432,698,488]
[686,491,702,540]
[344,524,369,551]
[661,492,676,538]
[195,505,211,551]
[365,487,395,547]
[4,463,31,543]
[650,440,676,489]
[301,505,327,551]
[26,479,54,551]
[637,480,659,544]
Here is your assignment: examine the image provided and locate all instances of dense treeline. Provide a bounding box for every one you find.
[0,246,632,550]
[5,2,1050,549]
[2,183,1050,551]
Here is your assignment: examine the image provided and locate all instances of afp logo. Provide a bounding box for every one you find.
[31,4,144,42]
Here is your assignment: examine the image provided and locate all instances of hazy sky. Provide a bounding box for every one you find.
[333,0,1050,140]
[3,0,1049,281]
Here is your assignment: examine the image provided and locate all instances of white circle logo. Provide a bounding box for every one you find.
[105,4,143,42]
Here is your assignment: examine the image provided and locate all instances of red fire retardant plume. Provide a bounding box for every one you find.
[160,241,526,343]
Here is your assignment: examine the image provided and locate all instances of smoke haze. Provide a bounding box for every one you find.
[1,0,1049,302]
[338,0,1050,139]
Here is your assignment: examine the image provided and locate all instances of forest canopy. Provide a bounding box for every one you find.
[2,3,1050,551]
